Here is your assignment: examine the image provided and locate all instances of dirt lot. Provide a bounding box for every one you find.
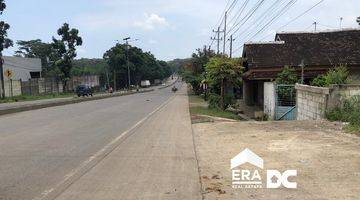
[192,120,360,200]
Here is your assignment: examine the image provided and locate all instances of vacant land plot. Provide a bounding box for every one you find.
[192,120,360,200]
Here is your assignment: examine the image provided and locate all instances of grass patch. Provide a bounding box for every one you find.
[190,106,242,121]
[0,93,75,104]
[188,94,206,104]
[344,125,360,136]
[326,95,360,135]
[188,91,242,121]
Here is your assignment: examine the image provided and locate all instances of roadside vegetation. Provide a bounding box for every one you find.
[188,92,242,123]
[0,93,74,104]
[326,96,360,134]
[311,65,350,87]
[180,46,244,122]
[310,65,359,134]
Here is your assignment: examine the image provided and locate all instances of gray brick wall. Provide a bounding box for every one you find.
[296,85,329,120]
[296,84,360,120]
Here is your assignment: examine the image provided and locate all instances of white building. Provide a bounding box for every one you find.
[3,56,42,81]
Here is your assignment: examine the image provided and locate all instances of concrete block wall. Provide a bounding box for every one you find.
[38,78,46,94]
[296,84,360,120]
[295,84,330,120]
[328,84,360,109]
[4,80,22,97]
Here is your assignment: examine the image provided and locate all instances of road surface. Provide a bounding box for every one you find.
[0,82,201,200]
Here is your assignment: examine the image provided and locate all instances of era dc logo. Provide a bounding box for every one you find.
[231,149,297,189]
[267,170,297,189]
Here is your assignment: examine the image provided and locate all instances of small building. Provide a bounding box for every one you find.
[3,56,42,81]
[242,29,360,108]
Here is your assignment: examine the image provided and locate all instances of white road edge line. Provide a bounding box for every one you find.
[33,94,177,200]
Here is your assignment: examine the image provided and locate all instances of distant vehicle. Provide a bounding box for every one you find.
[141,80,151,88]
[76,85,93,97]
[162,83,166,86]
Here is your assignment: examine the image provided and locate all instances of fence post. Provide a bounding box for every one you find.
[10,79,13,97]
[51,79,54,94]
[29,79,32,96]
[20,79,24,95]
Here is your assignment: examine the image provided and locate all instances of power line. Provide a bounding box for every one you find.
[227,0,250,25]
[232,0,284,41]
[273,0,326,32]
[246,0,298,41]
[258,0,325,41]
[216,0,233,28]
[232,0,298,54]
[209,0,233,48]
[227,0,240,14]
[227,0,266,36]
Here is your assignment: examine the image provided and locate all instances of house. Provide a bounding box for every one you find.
[3,56,42,81]
[242,29,360,107]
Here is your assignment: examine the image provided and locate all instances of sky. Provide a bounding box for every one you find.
[2,0,360,61]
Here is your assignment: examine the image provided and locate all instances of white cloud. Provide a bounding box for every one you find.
[134,13,168,31]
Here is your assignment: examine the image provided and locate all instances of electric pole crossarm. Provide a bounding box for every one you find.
[212,27,224,55]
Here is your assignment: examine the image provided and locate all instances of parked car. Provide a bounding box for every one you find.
[76,85,93,97]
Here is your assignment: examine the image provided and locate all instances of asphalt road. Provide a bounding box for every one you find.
[55,84,201,200]
[0,81,200,200]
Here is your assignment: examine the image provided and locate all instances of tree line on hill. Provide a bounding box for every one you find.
[13,38,175,90]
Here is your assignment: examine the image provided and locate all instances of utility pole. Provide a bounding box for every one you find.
[313,21,317,32]
[211,27,223,54]
[223,11,228,55]
[0,56,4,99]
[339,17,343,29]
[228,35,235,58]
[123,37,131,90]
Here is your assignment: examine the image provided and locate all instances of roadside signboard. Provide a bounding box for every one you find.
[4,69,13,79]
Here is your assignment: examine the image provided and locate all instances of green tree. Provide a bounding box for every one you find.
[357,17,360,25]
[14,39,55,76]
[103,43,171,89]
[275,66,299,84]
[205,57,243,110]
[182,47,215,94]
[0,0,13,98]
[167,58,190,73]
[311,65,350,87]
[52,23,82,91]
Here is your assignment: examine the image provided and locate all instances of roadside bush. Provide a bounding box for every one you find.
[208,93,236,109]
[311,65,350,87]
[311,75,327,88]
[275,66,299,85]
[224,93,236,108]
[208,93,221,109]
[326,95,360,133]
